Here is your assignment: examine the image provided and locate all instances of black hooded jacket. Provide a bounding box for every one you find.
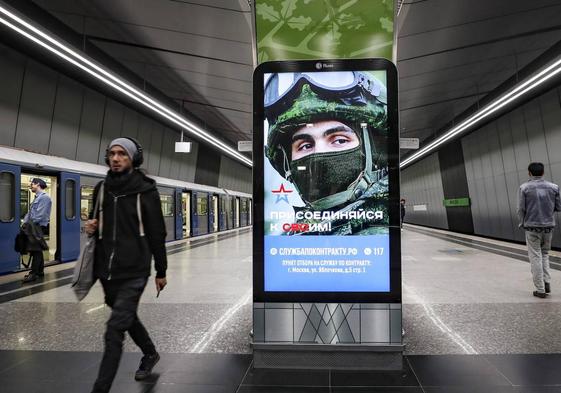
[91,170,167,280]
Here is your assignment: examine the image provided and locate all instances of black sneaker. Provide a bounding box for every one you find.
[533,291,547,298]
[135,352,160,381]
[545,282,551,293]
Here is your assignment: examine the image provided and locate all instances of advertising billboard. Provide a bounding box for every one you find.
[253,59,400,303]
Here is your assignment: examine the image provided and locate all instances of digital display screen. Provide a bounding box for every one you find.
[263,69,390,292]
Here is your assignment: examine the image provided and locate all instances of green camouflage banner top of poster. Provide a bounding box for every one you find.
[255,0,394,63]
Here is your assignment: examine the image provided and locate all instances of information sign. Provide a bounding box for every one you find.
[253,59,401,303]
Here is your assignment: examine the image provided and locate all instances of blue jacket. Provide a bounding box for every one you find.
[518,176,561,228]
[24,191,52,227]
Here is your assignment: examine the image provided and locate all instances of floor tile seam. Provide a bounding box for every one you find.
[0,277,74,304]
[404,225,531,251]
[480,354,516,387]
[0,230,251,289]
[0,232,249,302]
[407,226,561,263]
[406,227,561,269]
[404,355,427,393]
[403,301,560,306]
[0,356,34,377]
[235,359,254,393]
[238,383,330,388]
[406,227,528,256]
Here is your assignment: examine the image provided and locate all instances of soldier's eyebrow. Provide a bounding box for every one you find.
[292,133,314,143]
[322,125,354,137]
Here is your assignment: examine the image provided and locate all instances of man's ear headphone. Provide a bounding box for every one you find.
[105,137,144,168]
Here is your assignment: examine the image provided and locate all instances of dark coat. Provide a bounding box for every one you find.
[22,222,48,252]
[91,170,167,280]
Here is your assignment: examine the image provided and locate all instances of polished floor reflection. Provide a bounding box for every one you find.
[2,225,561,392]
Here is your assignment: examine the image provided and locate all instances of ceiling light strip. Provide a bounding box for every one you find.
[400,57,561,168]
[0,6,252,167]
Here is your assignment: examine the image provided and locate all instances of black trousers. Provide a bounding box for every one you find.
[29,251,44,275]
[92,277,156,393]
[30,226,48,275]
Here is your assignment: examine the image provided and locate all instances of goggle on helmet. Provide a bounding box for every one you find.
[264,71,388,179]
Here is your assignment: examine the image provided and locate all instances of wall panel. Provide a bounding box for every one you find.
[219,155,252,194]
[179,141,198,183]
[15,61,57,154]
[401,153,447,229]
[0,42,251,193]
[158,128,174,178]
[98,99,124,164]
[49,76,83,159]
[121,108,139,139]
[0,46,25,147]
[147,122,164,176]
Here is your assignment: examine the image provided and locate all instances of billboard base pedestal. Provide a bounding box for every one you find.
[252,343,404,370]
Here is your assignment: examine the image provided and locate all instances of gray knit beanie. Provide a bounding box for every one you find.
[108,138,137,162]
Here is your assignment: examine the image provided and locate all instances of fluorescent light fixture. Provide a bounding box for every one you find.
[400,56,561,168]
[175,141,192,153]
[297,166,306,170]
[0,5,252,167]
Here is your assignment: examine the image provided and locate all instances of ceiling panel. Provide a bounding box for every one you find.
[32,0,254,147]
[397,0,561,158]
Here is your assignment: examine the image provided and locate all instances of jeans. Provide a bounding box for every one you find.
[92,277,156,393]
[525,230,553,293]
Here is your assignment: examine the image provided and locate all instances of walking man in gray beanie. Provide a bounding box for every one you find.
[85,137,168,393]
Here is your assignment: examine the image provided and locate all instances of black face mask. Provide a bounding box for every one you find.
[289,146,363,203]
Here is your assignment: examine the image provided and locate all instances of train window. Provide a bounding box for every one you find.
[160,194,174,217]
[65,180,76,220]
[197,196,208,215]
[0,172,15,222]
[81,186,94,220]
[20,189,30,220]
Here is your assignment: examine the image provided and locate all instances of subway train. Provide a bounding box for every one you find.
[0,145,252,275]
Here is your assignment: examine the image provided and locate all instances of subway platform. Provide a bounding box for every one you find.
[2,225,561,392]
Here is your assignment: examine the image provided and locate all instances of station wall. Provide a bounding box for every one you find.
[0,43,252,193]
[400,152,448,229]
[401,86,561,247]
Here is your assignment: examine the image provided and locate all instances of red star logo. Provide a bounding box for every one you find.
[272,184,293,194]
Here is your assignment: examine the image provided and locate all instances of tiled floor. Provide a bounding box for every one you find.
[2,225,561,392]
[4,350,561,392]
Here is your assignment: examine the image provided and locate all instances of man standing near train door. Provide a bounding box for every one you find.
[22,178,52,283]
[518,162,561,298]
[85,137,168,393]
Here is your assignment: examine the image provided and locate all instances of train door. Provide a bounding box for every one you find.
[182,191,191,238]
[235,197,240,228]
[230,197,235,229]
[175,188,183,240]
[0,164,20,273]
[192,191,209,236]
[210,194,218,233]
[59,172,80,262]
[218,195,227,231]
[249,198,252,225]
[20,173,58,265]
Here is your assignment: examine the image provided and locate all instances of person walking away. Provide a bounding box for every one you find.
[518,162,561,298]
[22,178,52,283]
[85,137,168,393]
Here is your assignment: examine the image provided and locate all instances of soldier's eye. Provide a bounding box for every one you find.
[297,142,313,151]
[332,136,350,145]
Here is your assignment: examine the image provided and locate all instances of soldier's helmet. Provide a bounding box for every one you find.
[264,71,388,209]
